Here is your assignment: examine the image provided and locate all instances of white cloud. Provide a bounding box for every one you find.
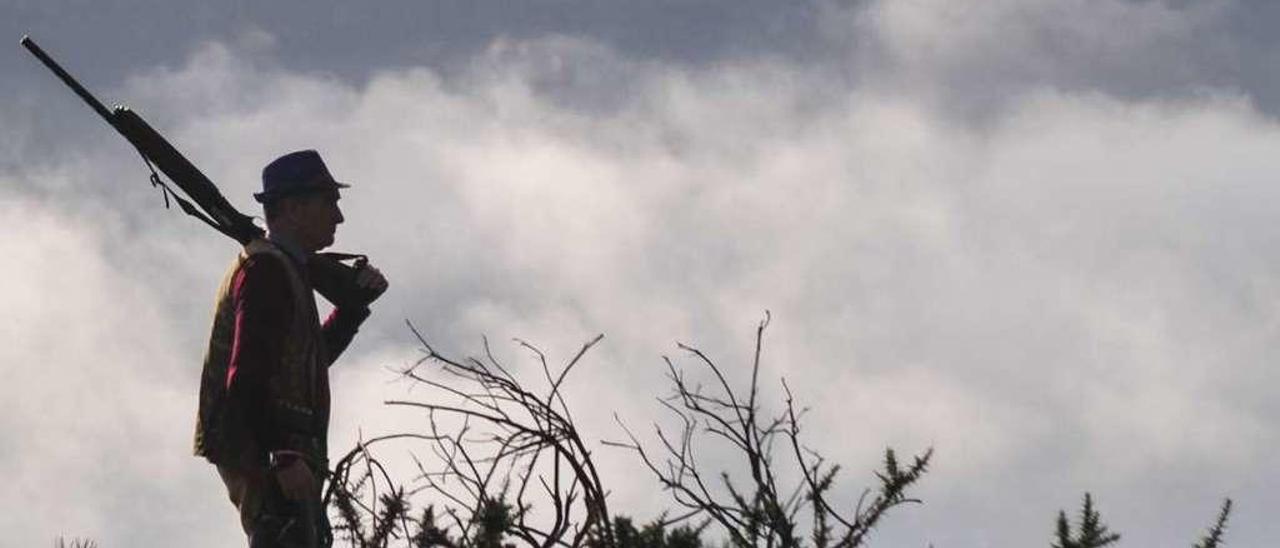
[0,194,237,546]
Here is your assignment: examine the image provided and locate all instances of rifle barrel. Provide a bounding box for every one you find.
[20,35,116,123]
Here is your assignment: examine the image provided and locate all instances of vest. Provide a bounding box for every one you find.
[193,238,330,467]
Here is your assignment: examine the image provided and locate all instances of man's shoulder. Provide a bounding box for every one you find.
[243,237,288,261]
[234,238,312,300]
[234,240,295,288]
[242,239,304,273]
[240,252,288,278]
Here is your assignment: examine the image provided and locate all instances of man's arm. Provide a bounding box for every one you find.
[225,255,292,459]
[320,306,369,366]
[319,263,386,365]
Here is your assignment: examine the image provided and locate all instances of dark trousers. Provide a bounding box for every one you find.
[217,464,329,547]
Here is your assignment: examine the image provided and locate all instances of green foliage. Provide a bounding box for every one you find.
[331,483,414,547]
[330,487,518,548]
[471,498,515,548]
[409,506,453,547]
[1052,493,1120,548]
[330,484,707,548]
[1049,494,1232,548]
[606,516,709,548]
[1192,499,1232,548]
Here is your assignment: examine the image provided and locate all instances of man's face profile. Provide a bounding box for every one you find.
[278,190,344,251]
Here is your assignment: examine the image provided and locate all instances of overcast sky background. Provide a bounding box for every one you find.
[4,1,1280,546]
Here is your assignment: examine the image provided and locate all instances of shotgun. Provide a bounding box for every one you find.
[20,35,380,307]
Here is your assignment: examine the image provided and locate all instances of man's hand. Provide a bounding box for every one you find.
[309,254,389,309]
[274,456,316,501]
[355,263,388,300]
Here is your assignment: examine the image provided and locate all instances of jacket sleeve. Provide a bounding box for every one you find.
[321,305,370,366]
[226,255,293,457]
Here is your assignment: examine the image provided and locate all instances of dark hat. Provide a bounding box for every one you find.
[254,149,349,203]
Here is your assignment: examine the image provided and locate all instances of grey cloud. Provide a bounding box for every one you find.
[3,0,826,98]
[819,0,1280,121]
[10,0,1280,129]
[7,4,1280,547]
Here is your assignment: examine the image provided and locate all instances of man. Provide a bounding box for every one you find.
[194,150,389,547]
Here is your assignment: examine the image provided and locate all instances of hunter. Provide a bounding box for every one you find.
[194,150,389,547]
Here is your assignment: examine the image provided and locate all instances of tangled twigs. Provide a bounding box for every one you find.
[331,315,930,547]
[359,321,614,547]
[608,312,932,548]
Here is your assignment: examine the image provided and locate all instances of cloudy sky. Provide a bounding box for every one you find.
[4,1,1280,546]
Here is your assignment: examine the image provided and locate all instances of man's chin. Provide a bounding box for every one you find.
[308,238,335,253]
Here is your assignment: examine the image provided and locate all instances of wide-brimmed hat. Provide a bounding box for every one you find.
[254,149,349,203]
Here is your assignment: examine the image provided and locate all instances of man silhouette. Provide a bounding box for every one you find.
[194,150,388,547]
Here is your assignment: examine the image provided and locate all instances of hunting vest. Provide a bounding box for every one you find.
[193,238,330,467]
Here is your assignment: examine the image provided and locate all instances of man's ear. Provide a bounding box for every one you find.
[275,196,302,222]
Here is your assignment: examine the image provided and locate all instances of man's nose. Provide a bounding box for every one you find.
[334,205,344,224]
